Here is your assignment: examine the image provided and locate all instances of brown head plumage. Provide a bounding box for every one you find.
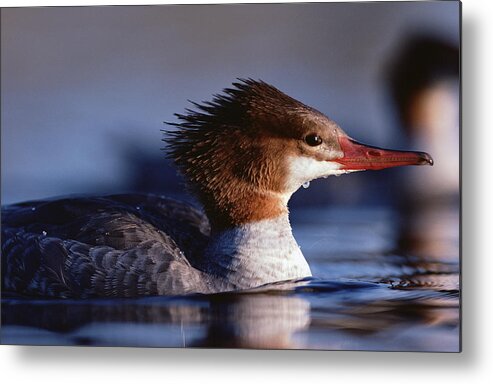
[164,79,339,229]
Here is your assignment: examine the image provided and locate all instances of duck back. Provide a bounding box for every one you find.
[1,194,212,298]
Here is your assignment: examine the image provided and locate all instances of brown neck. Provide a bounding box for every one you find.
[173,130,291,230]
[198,181,288,231]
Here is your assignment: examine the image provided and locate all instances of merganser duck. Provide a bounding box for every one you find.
[1,79,433,298]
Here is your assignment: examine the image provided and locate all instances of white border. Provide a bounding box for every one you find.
[2,0,493,382]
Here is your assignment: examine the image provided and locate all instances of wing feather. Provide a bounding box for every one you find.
[1,194,211,297]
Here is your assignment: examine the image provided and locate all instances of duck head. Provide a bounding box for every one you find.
[165,79,433,229]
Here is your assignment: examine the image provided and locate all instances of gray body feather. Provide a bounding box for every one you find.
[1,194,222,298]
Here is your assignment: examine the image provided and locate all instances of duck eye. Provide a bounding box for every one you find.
[305,134,323,147]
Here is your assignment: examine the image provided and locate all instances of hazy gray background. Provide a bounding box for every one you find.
[1,2,459,205]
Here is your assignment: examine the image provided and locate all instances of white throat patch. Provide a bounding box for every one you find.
[285,156,348,193]
[202,215,312,289]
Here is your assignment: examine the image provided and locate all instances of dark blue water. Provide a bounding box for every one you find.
[1,204,460,351]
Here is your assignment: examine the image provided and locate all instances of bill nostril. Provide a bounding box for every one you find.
[367,150,381,157]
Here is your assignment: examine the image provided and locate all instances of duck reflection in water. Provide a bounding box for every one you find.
[2,290,311,348]
[2,278,457,350]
